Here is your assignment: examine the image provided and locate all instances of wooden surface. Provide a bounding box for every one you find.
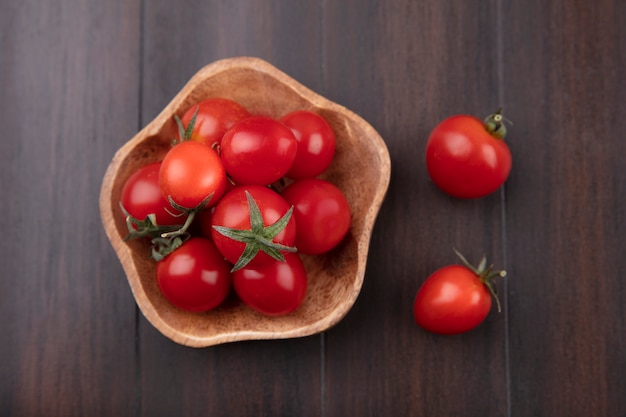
[1,0,624,416]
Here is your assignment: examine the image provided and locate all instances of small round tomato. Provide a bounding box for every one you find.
[425,110,512,198]
[279,110,336,179]
[220,116,297,185]
[211,185,297,270]
[120,161,184,226]
[233,252,307,316]
[280,179,350,255]
[413,251,505,335]
[179,98,250,147]
[159,141,227,209]
[156,237,232,312]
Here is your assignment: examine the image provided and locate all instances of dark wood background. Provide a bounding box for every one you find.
[1,0,624,416]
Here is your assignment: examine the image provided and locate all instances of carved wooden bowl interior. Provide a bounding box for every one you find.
[99,57,391,347]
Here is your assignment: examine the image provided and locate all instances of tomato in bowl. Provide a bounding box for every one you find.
[99,57,390,347]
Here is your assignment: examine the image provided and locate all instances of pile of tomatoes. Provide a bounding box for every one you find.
[119,98,351,316]
[119,99,512,335]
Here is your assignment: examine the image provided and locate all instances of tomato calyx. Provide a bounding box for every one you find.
[484,108,508,140]
[119,201,188,261]
[171,107,199,146]
[148,193,216,261]
[121,192,215,261]
[119,202,183,241]
[213,190,297,272]
[453,248,507,312]
[150,235,187,262]
[171,108,223,155]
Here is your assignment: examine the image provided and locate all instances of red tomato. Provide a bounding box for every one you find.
[179,98,250,147]
[120,161,184,226]
[280,179,351,255]
[220,116,297,185]
[156,237,231,312]
[413,252,505,334]
[279,110,336,179]
[233,252,307,316]
[425,110,512,198]
[211,185,297,270]
[159,141,227,209]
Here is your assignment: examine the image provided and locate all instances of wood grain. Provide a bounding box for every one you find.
[503,0,626,415]
[1,0,624,415]
[321,1,509,416]
[0,0,142,415]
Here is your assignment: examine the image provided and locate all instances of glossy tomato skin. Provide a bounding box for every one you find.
[211,185,296,268]
[180,98,250,147]
[280,179,351,255]
[425,115,512,198]
[233,252,307,316]
[156,237,232,312]
[159,141,227,209]
[413,265,492,334]
[279,110,336,179]
[120,161,184,226]
[220,116,297,185]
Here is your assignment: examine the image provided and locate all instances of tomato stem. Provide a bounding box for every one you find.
[150,193,218,259]
[160,209,196,239]
[453,248,507,313]
[171,106,199,145]
[484,108,508,140]
[212,190,297,272]
[121,192,218,261]
[119,202,184,241]
[151,235,186,262]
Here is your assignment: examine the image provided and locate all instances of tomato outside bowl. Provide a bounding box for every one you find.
[99,57,391,348]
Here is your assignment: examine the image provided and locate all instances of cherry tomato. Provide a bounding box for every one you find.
[156,237,232,312]
[120,161,184,226]
[413,252,505,334]
[179,98,250,147]
[211,185,297,270]
[425,110,512,198]
[159,141,227,209]
[279,110,336,179]
[220,116,297,185]
[233,252,307,316]
[280,178,351,255]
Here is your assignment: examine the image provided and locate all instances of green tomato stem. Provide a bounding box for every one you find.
[484,108,508,140]
[212,190,297,272]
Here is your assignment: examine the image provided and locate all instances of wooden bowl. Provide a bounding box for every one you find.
[99,57,391,347]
